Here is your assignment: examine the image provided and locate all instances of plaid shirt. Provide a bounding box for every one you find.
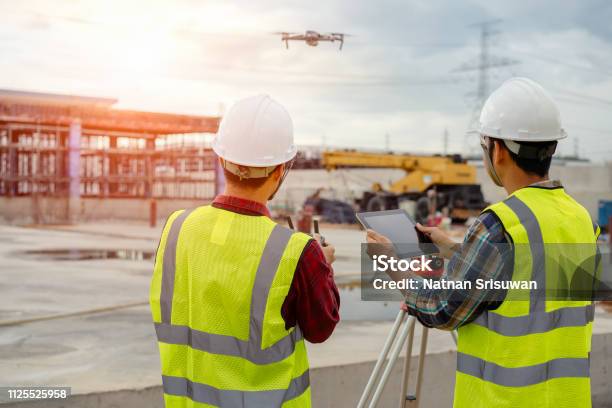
[404,180,564,330]
[212,195,340,343]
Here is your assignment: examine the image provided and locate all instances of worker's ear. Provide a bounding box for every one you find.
[271,164,284,181]
[492,140,508,166]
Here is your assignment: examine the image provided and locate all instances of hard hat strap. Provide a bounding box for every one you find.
[221,159,278,180]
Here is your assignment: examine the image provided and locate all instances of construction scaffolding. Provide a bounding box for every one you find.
[0,89,220,223]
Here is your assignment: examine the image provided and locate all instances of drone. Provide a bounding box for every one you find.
[275,30,347,50]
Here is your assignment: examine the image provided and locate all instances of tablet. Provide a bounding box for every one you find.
[356,209,437,257]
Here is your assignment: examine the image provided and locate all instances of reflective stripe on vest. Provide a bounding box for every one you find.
[162,370,310,407]
[154,210,309,405]
[457,352,590,387]
[457,192,594,387]
[471,303,594,337]
[504,196,545,313]
[154,322,302,365]
[160,209,194,323]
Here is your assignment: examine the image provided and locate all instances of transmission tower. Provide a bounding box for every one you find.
[455,19,519,154]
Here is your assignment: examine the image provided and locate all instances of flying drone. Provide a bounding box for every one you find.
[274,30,348,50]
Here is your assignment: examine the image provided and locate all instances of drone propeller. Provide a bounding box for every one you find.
[271,31,296,35]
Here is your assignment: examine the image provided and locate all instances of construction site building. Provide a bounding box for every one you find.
[0,90,220,224]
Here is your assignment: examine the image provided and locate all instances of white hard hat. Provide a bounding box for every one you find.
[476,77,567,142]
[212,94,297,167]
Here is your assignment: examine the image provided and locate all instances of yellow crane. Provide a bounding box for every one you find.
[321,150,486,221]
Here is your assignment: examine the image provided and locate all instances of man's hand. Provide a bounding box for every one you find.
[315,234,336,264]
[415,223,459,259]
[321,244,336,264]
[366,229,396,258]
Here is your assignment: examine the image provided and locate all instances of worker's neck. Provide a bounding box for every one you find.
[223,185,270,205]
[503,169,548,195]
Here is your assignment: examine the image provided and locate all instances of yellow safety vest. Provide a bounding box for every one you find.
[455,186,599,408]
[150,205,312,408]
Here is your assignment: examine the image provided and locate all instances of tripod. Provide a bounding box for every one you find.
[357,308,457,408]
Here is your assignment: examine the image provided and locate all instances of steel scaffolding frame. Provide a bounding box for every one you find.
[0,90,220,201]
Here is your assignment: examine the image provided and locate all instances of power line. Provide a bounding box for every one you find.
[550,88,612,106]
[554,96,612,111]
[181,63,464,84]
[502,47,612,78]
[565,123,612,135]
[349,39,464,48]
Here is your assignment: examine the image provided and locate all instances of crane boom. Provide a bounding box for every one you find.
[320,149,486,220]
[322,150,478,193]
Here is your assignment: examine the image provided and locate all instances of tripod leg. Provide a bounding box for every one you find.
[368,316,416,408]
[407,326,429,408]
[357,310,407,408]
[398,314,416,408]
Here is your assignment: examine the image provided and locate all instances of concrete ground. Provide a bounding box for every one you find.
[1,222,611,407]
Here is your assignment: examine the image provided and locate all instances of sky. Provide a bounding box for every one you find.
[1,0,611,161]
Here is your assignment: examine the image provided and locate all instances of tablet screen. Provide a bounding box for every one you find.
[357,209,436,256]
